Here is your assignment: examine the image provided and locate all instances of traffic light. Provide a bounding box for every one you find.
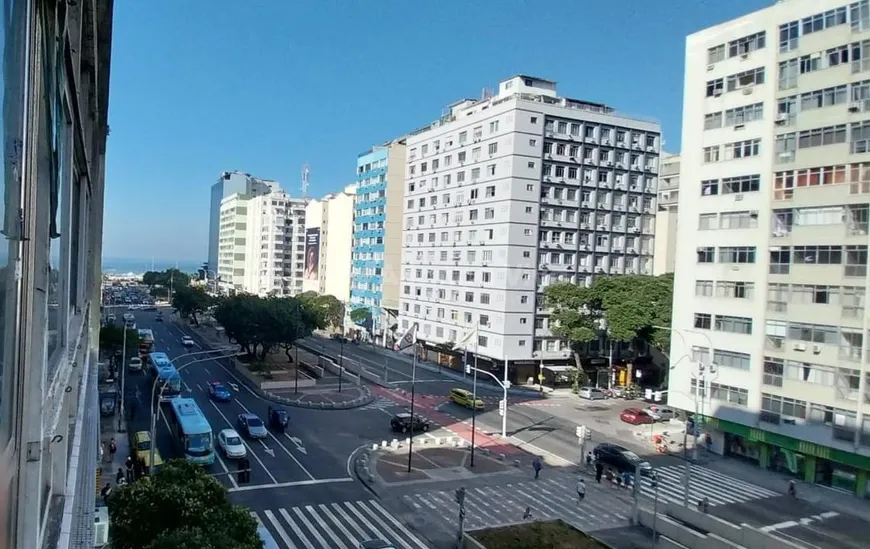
[237,458,251,484]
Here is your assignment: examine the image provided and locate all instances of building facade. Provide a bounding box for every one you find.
[302,185,356,300]
[669,0,870,497]
[1,1,114,548]
[350,141,407,339]
[207,171,278,275]
[398,75,660,379]
[653,153,681,275]
[217,190,307,296]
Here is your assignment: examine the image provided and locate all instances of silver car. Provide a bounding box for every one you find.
[218,428,247,459]
[238,413,268,439]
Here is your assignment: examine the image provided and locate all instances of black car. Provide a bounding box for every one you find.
[267,406,289,432]
[390,413,430,433]
[593,442,653,477]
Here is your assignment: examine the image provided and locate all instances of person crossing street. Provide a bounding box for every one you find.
[533,457,543,480]
[576,478,586,503]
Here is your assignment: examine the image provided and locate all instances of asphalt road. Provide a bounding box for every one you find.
[119,310,373,511]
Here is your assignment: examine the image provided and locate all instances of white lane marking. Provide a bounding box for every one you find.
[203,367,211,375]
[280,508,316,549]
[369,500,430,549]
[196,383,203,392]
[214,451,239,489]
[208,400,277,484]
[258,439,275,457]
[228,477,354,493]
[285,435,307,455]
[303,505,348,549]
[232,398,315,480]
[263,510,298,549]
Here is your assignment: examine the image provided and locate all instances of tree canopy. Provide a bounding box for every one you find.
[213,293,317,360]
[349,307,373,332]
[544,273,674,354]
[108,459,262,549]
[172,286,212,326]
[99,325,140,356]
[296,292,344,330]
[142,268,191,289]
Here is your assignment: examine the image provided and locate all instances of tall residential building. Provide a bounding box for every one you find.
[351,140,408,338]
[669,0,870,498]
[217,190,307,296]
[653,153,681,275]
[302,185,357,299]
[207,171,278,274]
[1,1,114,548]
[398,75,660,380]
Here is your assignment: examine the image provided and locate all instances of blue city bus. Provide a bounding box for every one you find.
[166,397,215,466]
[147,352,182,401]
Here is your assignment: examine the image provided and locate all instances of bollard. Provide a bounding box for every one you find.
[498,454,505,460]
[381,440,388,448]
[513,459,521,467]
[372,444,379,451]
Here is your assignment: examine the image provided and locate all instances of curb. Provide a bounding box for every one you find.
[180,324,378,410]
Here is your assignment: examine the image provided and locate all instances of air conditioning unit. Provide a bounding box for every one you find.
[706,64,715,71]
[742,87,754,95]
[94,507,110,547]
[740,53,749,60]
[713,91,722,97]
[849,102,862,113]
[775,113,787,124]
[735,194,744,201]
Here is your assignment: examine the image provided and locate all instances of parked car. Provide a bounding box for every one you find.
[208,382,232,402]
[217,428,247,459]
[237,413,268,439]
[593,442,653,477]
[578,386,607,400]
[645,405,676,422]
[390,413,430,433]
[181,335,195,347]
[131,430,164,474]
[620,407,654,425]
[128,357,142,371]
[448,388,484,410]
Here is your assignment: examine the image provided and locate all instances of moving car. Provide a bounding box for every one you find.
[237,413,268,439]
[390,413,430,433]
[578,386,607,400]
[217,428,247,459]
[122,313,134,323]
[645,405,676,422]
[208,382,232,402]
[448,388,484,410]
[620,408,654,425]
[593,442,653,477]
[131,430,164,474]
[128,357,142,371]
[181,335,194,347]
[268,406,289,432]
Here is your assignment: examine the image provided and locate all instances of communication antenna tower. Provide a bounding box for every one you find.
[301,164,310,198]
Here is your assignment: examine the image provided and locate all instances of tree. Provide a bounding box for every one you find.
[99,325,140,356]
[349,307,373,334]
[142,268,191,290]
[269,297,313,363]
[297,293,344,330]
[213,294,264,358]
[544,273,674,369]
[172,286,212,326]
[108,459,262,549]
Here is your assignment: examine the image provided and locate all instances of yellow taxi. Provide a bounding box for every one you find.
[448,388,484,410]
[131,430,164,474]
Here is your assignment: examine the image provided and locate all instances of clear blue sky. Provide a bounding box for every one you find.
[103,0,770,262]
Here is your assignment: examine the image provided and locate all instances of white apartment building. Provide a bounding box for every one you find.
[217,190,308,296]
[670,0,870,497]
[303,185,357,299]
[398,75,660,378]
[654,153,681,275]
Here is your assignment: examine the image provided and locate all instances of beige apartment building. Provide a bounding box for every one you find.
[303,185,357,300]
[654,153,681,275]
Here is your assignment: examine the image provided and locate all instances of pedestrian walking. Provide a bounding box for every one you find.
[532,457,543,480]
[124,455,134,483]
[115,468,124,485]
[576,478,586,503]
[595,461,603,483]
[100,483,112,507]
[108,438,117,462]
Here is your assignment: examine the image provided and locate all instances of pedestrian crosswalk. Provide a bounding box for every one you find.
[361,396,400,411]
[637,464,779,507]
[402,477,630,534]
[251,499,431,549]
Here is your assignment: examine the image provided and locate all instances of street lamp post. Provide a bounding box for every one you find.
[148,347,238,471]
[466,363,510,439]
[294,343,300,394]
[651,472,660,548]
[470,352,479,467]
[118,325,128,432]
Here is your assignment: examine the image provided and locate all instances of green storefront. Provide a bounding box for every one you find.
[705,417,870,498]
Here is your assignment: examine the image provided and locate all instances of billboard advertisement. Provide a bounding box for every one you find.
[304,228,321,281]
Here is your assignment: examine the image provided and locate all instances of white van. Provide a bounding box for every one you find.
[578,387,607,400]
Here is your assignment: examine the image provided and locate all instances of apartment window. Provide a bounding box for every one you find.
[801,85,848,111]
[719,246,756,264]
[703,146,720,163]
[480,293,491,305]
[707,44,725,64]
[779,21,799,53]
[724,103,763,126]
[788,322,839,344]
[763,357,784,387]
[778,58,799,89]
[472,148,481,161]
[478,335,488,348]
[715,315,753,335]
[488,142,498,155]
[698,213,717,230]
[697,247,715,263]
[695,280,714,297]
[798,124,847,149]
[775,133,797,158]
[694,313,712,330]
[729,32,766,57]
[707,382,749,406]
[731,64,766,89]
[485,185,496,198]
[769,247,791,274]
[793,245,842,264]
[487,164,496,177]
[703,112,722,130]
[716,281,754,299]
[701,179,719,196]
[725,139,760,159]
[722,174,760,194]
[706,78,724,97]
[720,210,758,229]
[489,120,499,133]
[792,284,836,304]
[803,8,847,35]
[762,393,807,421]
[851,120,870,154]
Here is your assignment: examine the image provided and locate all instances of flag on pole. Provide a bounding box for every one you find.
[456,327,478,351]
[393,322,418,351]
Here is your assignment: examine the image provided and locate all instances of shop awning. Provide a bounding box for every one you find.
[543,365,574,373]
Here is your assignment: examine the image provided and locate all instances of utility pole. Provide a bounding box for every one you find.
[455,487,467,547]
[118,325,128,432]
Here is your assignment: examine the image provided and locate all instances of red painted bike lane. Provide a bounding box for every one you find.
[370,385,524,456]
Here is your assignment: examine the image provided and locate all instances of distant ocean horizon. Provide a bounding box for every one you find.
[101,257,203,274]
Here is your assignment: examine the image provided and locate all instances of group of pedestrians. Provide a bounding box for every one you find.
[101,438,149,507]
[531,456,586,504]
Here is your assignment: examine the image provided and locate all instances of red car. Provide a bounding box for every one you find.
[620,408,654,425]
